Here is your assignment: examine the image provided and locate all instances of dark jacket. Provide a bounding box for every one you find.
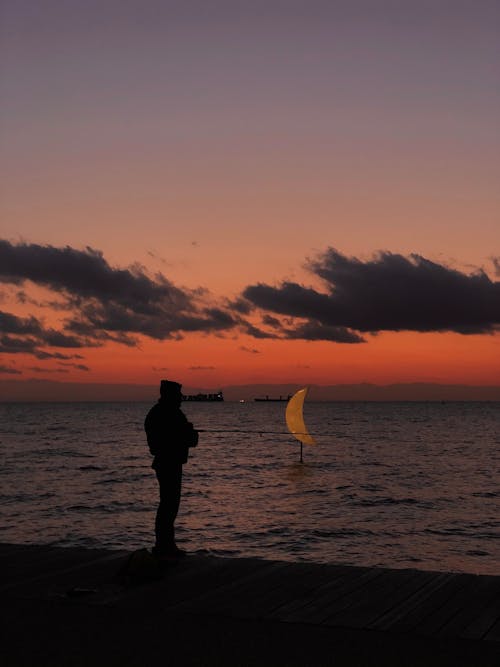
[144,399,198,468]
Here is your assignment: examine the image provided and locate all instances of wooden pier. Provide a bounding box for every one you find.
[1,543,499,666]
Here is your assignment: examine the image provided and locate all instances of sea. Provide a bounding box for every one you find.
[0,401,498,575]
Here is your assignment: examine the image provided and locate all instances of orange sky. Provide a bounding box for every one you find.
[5,329,498,391]
[97,331,499,387]
[1,2,499,395]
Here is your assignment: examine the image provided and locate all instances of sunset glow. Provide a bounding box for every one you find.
[1,2,499,399]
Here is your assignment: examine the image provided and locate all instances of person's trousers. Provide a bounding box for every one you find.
[154,463,183,551]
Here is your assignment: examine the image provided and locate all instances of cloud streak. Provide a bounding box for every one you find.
[0,364,22,375]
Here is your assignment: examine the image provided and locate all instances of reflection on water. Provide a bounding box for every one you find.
[0,401,499,574]
[286,462,315,481]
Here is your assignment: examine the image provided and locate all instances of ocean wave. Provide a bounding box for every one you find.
[472,491,498,498]
[0,491,57,504]
[67,501,150,513]
[424,527,499,539]
[309,527,376,539]
[465,549,490,557]
[351,496,433,508]
[38,448,96,458]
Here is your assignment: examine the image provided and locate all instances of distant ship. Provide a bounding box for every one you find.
[182,391,224,402]
[254,395,291,402]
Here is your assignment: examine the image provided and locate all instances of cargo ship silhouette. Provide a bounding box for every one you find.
[182,391,224,402]
[254,395,291,402]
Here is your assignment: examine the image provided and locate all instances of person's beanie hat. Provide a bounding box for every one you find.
[160,380,182,397]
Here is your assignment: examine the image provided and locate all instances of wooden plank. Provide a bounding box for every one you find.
[369,571,453,631]
[166,556,276,600]
[414,574,480,637]
[282,567,384,624]
[339,568,438,629]
[274,573,367,623]
[185,561,303,616]
[438,575,500,639]
[1,545,107,589]
[221,562,337,619]
[321,567,427,628]
[0,543,36,559]
[266,564,355,621]
[484,616,500,643]
[97,554,246,609]
[2,544,67,567]
[461,593,500,641]
[1,549,126,594]
[171,555,278,596]
[167,559,293,613]
[379,573,472,635]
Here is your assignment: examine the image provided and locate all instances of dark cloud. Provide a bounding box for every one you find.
[0,308,95,356]
[203,308,236,329]
[65,318,138,346]
[58,362,90,371]
[27,367,70,374]
[262,314,281,327]
[239,321,276,339]
[0,240,184,306]
[244,282,331,320]
[0,364,22,375]
[41,329,89,348]
[228,298,254,315]
[2,241,498,353]
[188,366,216,371]
[242,249,500,340]
[281,321,364,343]
[74,364,90,372]
[0,335,40,353]
[34,351,85,360]
[0,240,239,354]
[66,302,236,341]
[237,289,361,343]
[239,346,261,354]
[0,311,42,335]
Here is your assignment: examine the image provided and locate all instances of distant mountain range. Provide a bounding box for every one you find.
[0,378,499,401]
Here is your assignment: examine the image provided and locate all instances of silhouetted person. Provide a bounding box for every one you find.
[144,380,198,559]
